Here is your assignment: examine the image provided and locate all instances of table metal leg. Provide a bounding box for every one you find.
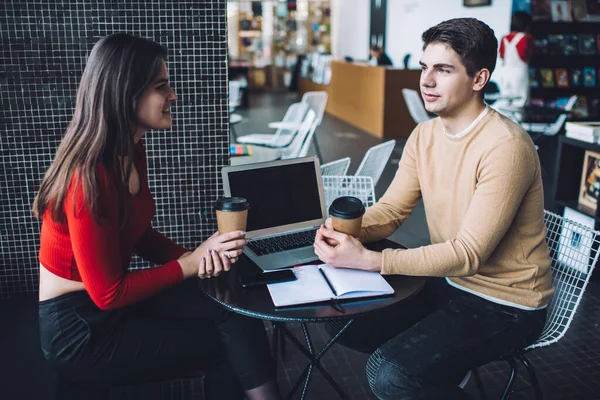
[279,320,354,400]
[272,323,279,379]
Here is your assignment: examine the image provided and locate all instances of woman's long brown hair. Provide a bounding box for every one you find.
[33,33,167,226]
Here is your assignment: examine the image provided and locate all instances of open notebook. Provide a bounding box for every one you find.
[266,264,394,308]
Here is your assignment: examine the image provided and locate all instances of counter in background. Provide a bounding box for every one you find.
[299,61,421,139]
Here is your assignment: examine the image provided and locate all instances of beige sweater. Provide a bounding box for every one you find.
[361,108,554,309]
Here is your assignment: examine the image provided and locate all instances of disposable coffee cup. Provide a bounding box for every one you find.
[328,196,366,238]
[215,197,249,234]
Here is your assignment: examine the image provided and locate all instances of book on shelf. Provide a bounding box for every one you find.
[569,68,583,87]
[266,264,395,308]
[566,121,600,135]
[532,0,552,20]
[565,129,600,144]
[590,98,600,119]
[555,68,570,88]
[579,34,597,55]
[230,144,252,156]
[564,34,579,55]
[571,0,588,21]
[547,34,565,55]
[572,96,589,119]
[551,0,573,22]
[558,206,595,274]
[529,68,540,88]
[540,68,555,87]
[578,149,600,212]
[583,67,596,87]
[534,37,548,55]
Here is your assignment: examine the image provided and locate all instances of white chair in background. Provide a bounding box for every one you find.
[321,157,351,177]
[297,122,319,159]
[472,210,599,399]
[301,91,329,126]
[236,102,308,147]
[402,89,433,124]
[269,91,328,160]
[355,140,396,186]
[521,95,578,142]
[229,80,243,140]
[322,175,376,212]
[269,91,329,130]
[280,109,317,159]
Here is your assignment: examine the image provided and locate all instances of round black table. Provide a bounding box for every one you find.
[197,239,425,400]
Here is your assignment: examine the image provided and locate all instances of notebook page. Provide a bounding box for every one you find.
[319,264,394,297]
[266,265,334,307]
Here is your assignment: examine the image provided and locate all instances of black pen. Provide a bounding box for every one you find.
[318,267,346,313]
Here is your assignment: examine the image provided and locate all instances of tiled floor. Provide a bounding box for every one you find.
[2,92,599,400]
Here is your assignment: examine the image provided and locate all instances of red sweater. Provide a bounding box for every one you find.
[39,141,187,310]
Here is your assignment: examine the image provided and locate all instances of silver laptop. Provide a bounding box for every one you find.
[222,157,327,270]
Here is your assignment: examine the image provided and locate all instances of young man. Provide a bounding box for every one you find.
[369,45,394,67]
[314,18,553,400]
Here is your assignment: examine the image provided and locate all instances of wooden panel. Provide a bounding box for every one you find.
[298,78,329,100]
[383,69,421,139]
[298,63,422,139]
[327,62,386,137]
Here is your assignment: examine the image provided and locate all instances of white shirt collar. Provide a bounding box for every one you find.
[444,106,490,139]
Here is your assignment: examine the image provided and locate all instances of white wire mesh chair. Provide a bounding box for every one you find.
[475,209,600,400]
[322,175,376,212]
[321,157,351,177]
[355,140,396,187]
[402,88,433,124]
[280,109,316,160]
[237,102,308,147]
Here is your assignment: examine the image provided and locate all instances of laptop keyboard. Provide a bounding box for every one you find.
[247,228,318,256]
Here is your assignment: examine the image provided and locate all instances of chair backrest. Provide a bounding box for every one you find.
[520,95,577,137]
[281,109,316,159]
[229,80,242,110]
[296,121,318,158]
[525,210,599,351]
[355,140,396,186]
[402,89,432,124]
[542,95,578,136]
[301,91,328,126]
[564,95,578,112]
[321,157,351,176]
[269,102,309,141]
[322,175,376,212]
[544,114,569,136]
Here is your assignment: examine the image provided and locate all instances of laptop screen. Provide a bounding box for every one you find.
[226,160,324,232]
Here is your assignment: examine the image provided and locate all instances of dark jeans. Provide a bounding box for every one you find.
[329,278,547,400]
[39,278,275,400]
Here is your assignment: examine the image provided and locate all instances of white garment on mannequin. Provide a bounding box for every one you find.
[492,32,530,122]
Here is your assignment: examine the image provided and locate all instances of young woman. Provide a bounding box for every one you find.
[33,33,280,400]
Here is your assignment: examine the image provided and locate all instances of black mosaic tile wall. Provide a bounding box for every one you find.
[0,0,229,297]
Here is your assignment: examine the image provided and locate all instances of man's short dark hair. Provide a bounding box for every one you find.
[510,11,532,33]
[421,18,497,77]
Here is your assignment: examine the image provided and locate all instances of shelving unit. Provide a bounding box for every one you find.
[552,136,600,281]
[529,20,600,122]
[553,136,600,223]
